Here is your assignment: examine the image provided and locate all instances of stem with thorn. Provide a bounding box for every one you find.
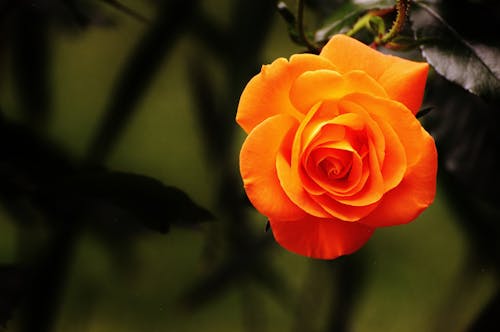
[377,0,411,45]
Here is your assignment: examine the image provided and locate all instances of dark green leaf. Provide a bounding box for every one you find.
[314,8,367,44]
[411,2,500,105]
[424,75,500,206]
[429,0,500,48]
[41,171,213,233]
[0,113,74,225]
[0,114,74,183]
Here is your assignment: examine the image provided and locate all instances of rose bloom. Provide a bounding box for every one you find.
[236,34,437,259]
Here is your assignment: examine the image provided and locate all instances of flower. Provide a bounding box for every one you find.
[236,34,437,259]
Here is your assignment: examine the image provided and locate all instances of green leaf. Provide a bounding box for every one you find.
[312,0,396,44]
[314,8,367,43]
[423,74,500,207]
[411,2,500,105]
[0,112,75,226]
[41,171,213,233]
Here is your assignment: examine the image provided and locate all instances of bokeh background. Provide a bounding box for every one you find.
[1,0,499,331]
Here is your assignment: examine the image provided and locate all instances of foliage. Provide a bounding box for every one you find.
[1,0,211,330]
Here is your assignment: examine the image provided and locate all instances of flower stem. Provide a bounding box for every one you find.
[296,0,319,53]
[378,0,411,45]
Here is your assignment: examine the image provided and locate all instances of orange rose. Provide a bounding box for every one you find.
[236,34,437,259]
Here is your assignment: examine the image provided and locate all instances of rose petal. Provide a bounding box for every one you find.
[302,142,354,194]
[332,139,385,206]
[343,94,426,168]
[240,114,307,221]
[312,148,352,179]
[296,101,343,152]
[371,114,407,192]
[309,144,365,195]
[300,112,385,207]
[337,101,385,165]
[301,141,380,221]
[289,69,388,113]
[303,137,367,197]
[312,193,379,221]
[339,99,406,192]
[281,104,377,218]
[276,114,332,218]
[236,54,337,133]
[295,103,367,168]
[276,154,332,218]
[359,126,437,227]
[320,34,428,114]
[270,216,374,259]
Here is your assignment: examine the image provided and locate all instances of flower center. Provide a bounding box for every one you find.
[319,157,351,180]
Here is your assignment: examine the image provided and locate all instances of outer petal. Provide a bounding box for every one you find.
[236,54,337,133]
[320,34,428,114]
[240,114,307,221]
[270,216,374,259]
[289,69,388,112]
[359,129,437,227]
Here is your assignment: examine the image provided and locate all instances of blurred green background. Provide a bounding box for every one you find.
[0,0,498,331]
